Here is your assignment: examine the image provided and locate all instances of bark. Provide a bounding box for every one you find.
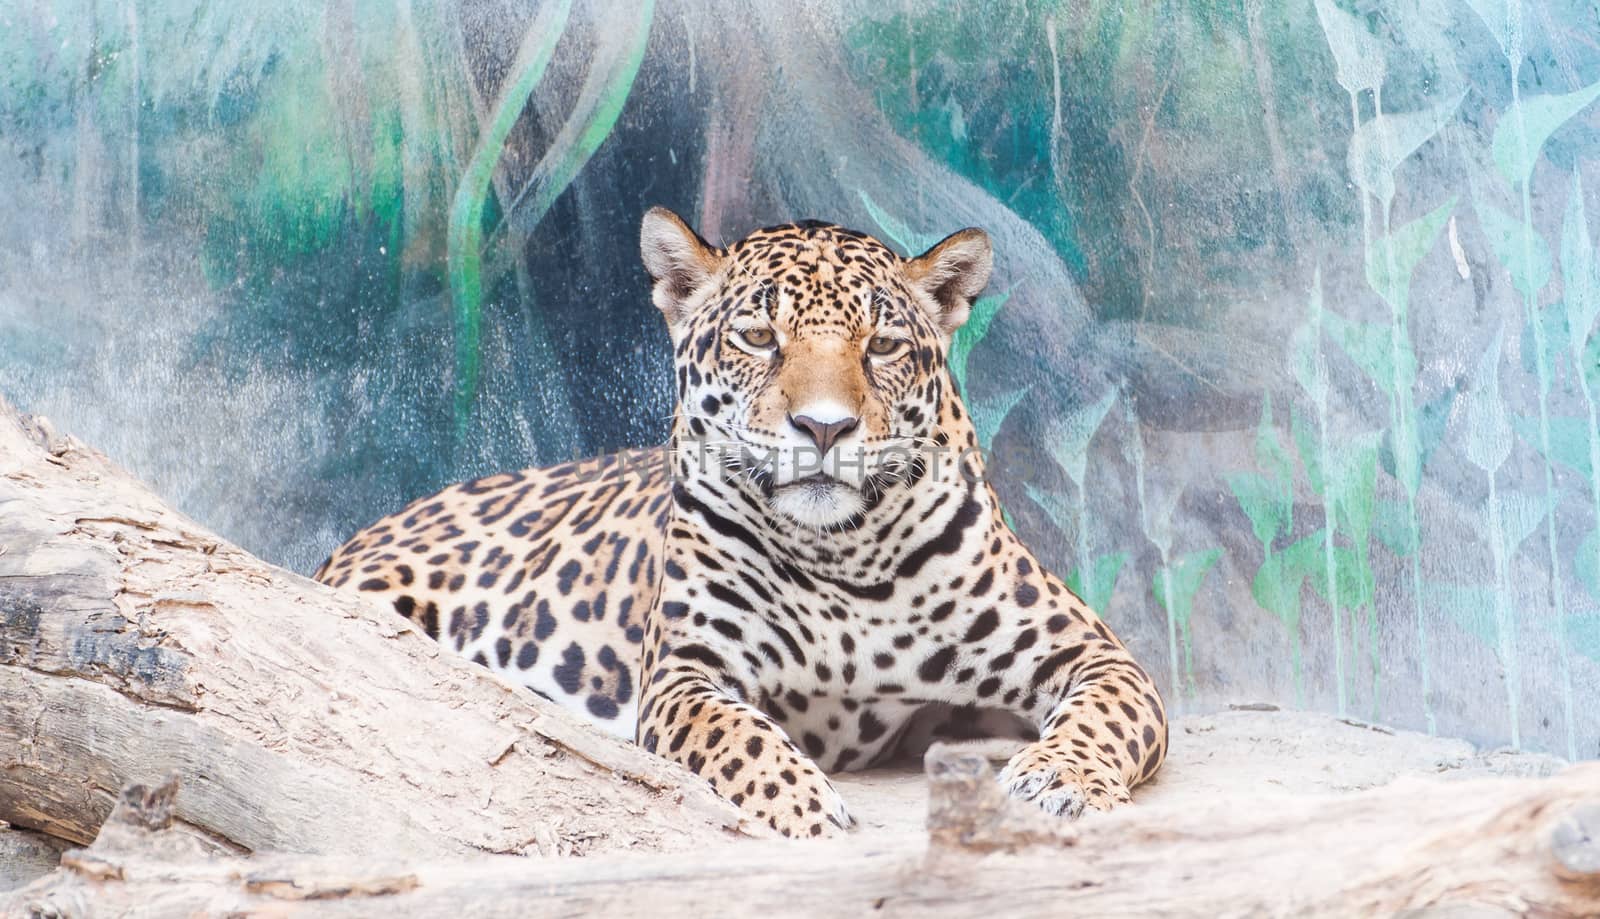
[5,750,1599,918]
[0,396,752,861]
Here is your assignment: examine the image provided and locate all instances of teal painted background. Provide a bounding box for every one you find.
[2,0,1598,756]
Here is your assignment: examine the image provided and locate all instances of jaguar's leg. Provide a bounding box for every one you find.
[638,658,852,838]
[997,607,1168,817]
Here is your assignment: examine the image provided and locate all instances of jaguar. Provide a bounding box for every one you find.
[316,208,1168,837]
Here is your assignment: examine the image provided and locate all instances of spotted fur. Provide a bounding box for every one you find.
[317,209,1168,837]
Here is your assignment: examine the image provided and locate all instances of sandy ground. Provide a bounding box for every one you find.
[833,706,1570,837]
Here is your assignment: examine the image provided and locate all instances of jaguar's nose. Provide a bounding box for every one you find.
[789,413,860,456]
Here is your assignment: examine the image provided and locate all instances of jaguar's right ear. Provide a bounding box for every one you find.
[640,207,723,327]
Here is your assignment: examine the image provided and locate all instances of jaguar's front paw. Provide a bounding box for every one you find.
[998,743,1130,818]
[733,771,854,839]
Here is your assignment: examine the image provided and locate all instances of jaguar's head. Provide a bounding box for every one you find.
[641,208,992,529]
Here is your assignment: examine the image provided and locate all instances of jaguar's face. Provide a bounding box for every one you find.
[641,209,992,528]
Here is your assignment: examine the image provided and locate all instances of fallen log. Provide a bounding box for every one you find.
[5,751,1598,917]
[4,394,1598,916]
[0,396,751,858]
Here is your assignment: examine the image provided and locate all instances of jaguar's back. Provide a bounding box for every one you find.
[314,447,668,735]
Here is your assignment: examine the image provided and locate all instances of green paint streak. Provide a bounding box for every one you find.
[486,0,658,280]
[1228,397,1293,552]
[1251,542,1305,703]
[1486,474,1520,747]
[1066,552,1127,617]
[1230,395,1307,704]
[1491,79,1600,189]
[1508,66,1573,757]
[447,0,573,439]
[1331,439,1379,718]
[1324,57,1471,730]
[1025,479,1122,615]
[1567,613,1600,663]
[1125,395,1187,707]
[971,385,1029,452]
[1461,323,1531,748]
[1564,175,1600,710]
[1048,388,1118,495]
[1043,388,1118,587]
[1153,548,1222,700]
[1361,95,1457,728]
[842,8,1087,274]
[949,288,1012,396]
[856,189,938,254]
[1295,269,1347,714]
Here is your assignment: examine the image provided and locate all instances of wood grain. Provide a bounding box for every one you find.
[6,752,1598,917]
[0,395,753,859]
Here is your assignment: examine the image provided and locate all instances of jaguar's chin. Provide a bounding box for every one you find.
[770,474,866,529]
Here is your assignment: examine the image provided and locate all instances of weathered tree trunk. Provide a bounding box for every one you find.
[3,394,1599,916]
[0,396,751,861]
[6,751,1599,917]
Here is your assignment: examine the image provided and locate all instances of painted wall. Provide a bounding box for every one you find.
[2,0,1598,756]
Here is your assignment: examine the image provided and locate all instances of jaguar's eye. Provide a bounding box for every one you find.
[738,327,776,350]
[867,335,904,357]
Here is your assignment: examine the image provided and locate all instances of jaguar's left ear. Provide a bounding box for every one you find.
[903,228,993,336]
